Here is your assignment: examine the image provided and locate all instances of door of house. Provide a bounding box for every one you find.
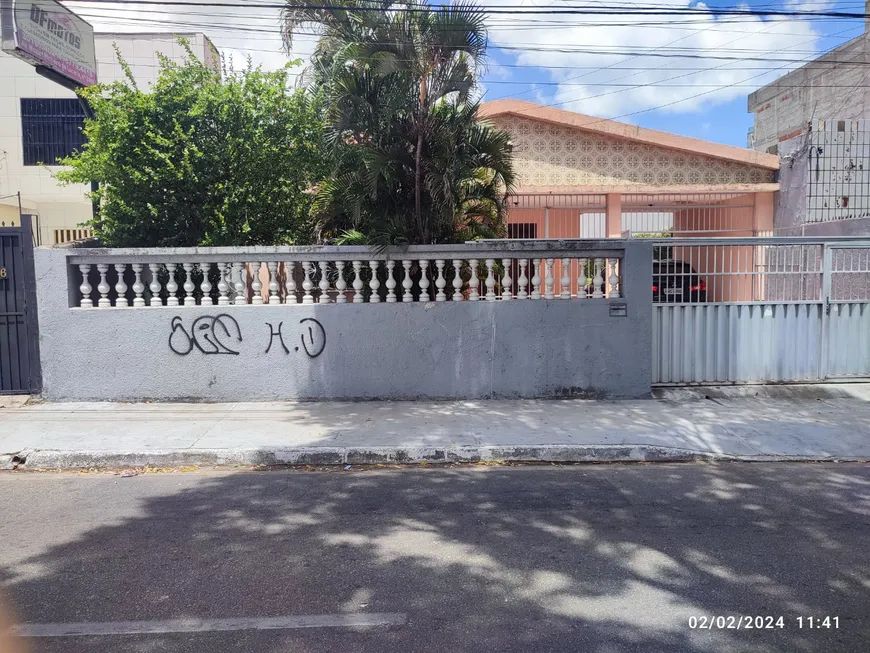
[0,214,41,394]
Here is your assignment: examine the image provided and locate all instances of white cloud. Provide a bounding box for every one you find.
[486,0,852,118]
[59,0,859,120]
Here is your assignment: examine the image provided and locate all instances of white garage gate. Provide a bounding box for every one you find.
[651,238,870,385]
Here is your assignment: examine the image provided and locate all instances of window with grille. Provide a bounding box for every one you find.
[20,99,86,166]
[507,223,537,239]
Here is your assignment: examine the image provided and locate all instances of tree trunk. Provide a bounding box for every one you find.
[415,74,428,243]
[415,126,424,242]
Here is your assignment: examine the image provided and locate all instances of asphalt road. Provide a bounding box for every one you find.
[0,463,867,653]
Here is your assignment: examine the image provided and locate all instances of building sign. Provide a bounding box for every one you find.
[1,0,96,87]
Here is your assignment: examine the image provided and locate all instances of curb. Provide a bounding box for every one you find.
[2,445,865,470]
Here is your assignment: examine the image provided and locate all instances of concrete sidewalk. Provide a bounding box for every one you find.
[2,386,870,469]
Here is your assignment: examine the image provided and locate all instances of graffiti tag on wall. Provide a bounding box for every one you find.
[265,319,326,358]
[169,314,242,356]
[168,315,326,358]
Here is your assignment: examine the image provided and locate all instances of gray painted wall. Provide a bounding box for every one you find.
[34,243,653,402]
[775,135,810,235]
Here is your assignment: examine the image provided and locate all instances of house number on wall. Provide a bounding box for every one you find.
[0,267,7,279]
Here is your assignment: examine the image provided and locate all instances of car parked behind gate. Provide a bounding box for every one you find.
[652,260,707,303]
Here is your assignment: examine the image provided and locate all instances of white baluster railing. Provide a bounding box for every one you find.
[402,260,413,302]
[267,262,279,304]
[113,263,128,307]
[609,259,621,299]
[233,262,246,305]
[484,259,496,301]
[501,258,512,301]
[200,262,214,306]
[318,261,331,304]
[435,260,447,302]
[335,261,347,303]
[251,262,264,305]
[165,263,179,307]
[132,264,145,307]
[217,263,230,306]
[559,258,571,300]
[386,260,397,303]
[530,260,542,300]
[285,262,298,304]
[352,260,364,303]
[418,259,430,302]
[368,260,381,303]
[452,259,463,301]
[301,261,314,304]
[592,258,605,299]
[517,259,528,300]
[78,264,92,308]
[543,258,555,300]
[468,259,479,301]
[96,264,110,308]
[148,263,161,307]
[182,263,195,306]
[67,242,626,308]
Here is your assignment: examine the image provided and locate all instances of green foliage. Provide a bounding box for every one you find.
[283,0,515,247]
[633,229,674,260]
[56,43,328,247]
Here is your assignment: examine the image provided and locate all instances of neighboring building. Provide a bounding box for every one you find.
[746,11,870,237]
[747,5,870,153]
[776,119,870,236]
[0,32,219,245]
[480,99,780,240]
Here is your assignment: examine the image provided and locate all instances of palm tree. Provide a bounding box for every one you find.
[282,0,515,246]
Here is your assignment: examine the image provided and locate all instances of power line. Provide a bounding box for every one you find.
[506,0,792,106]
[85,40,870,71]
[70,11,862,61]
[505,28,868,130]
[521,20,860,111]
[64,0,868,127]
[71,3,865,31]
[66,0,870,19]
[72,4,862,37]
[484,81,870,88]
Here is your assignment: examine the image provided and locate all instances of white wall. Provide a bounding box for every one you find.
[0,33,219,245]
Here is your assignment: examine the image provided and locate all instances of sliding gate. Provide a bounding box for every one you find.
[0,214,41,394]
[652,238,870,384]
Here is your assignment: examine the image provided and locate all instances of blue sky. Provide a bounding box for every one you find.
[480,0,866,146]
[67,0,867,148]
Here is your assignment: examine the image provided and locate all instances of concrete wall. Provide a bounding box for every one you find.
[0,33,219,245]
[776,135,811,235]
[774,127,870,238]
[34,243,653,402]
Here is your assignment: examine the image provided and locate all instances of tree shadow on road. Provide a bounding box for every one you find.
[0,463,868,652]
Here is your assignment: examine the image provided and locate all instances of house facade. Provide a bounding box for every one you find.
[0,32,219,245]
[480,100,780,241]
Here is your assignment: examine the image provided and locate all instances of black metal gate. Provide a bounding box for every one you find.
[0,214,41,394]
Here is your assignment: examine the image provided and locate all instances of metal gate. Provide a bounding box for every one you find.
[825,245,870,378]
[651,238,870,385]
[0,214,41,394]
